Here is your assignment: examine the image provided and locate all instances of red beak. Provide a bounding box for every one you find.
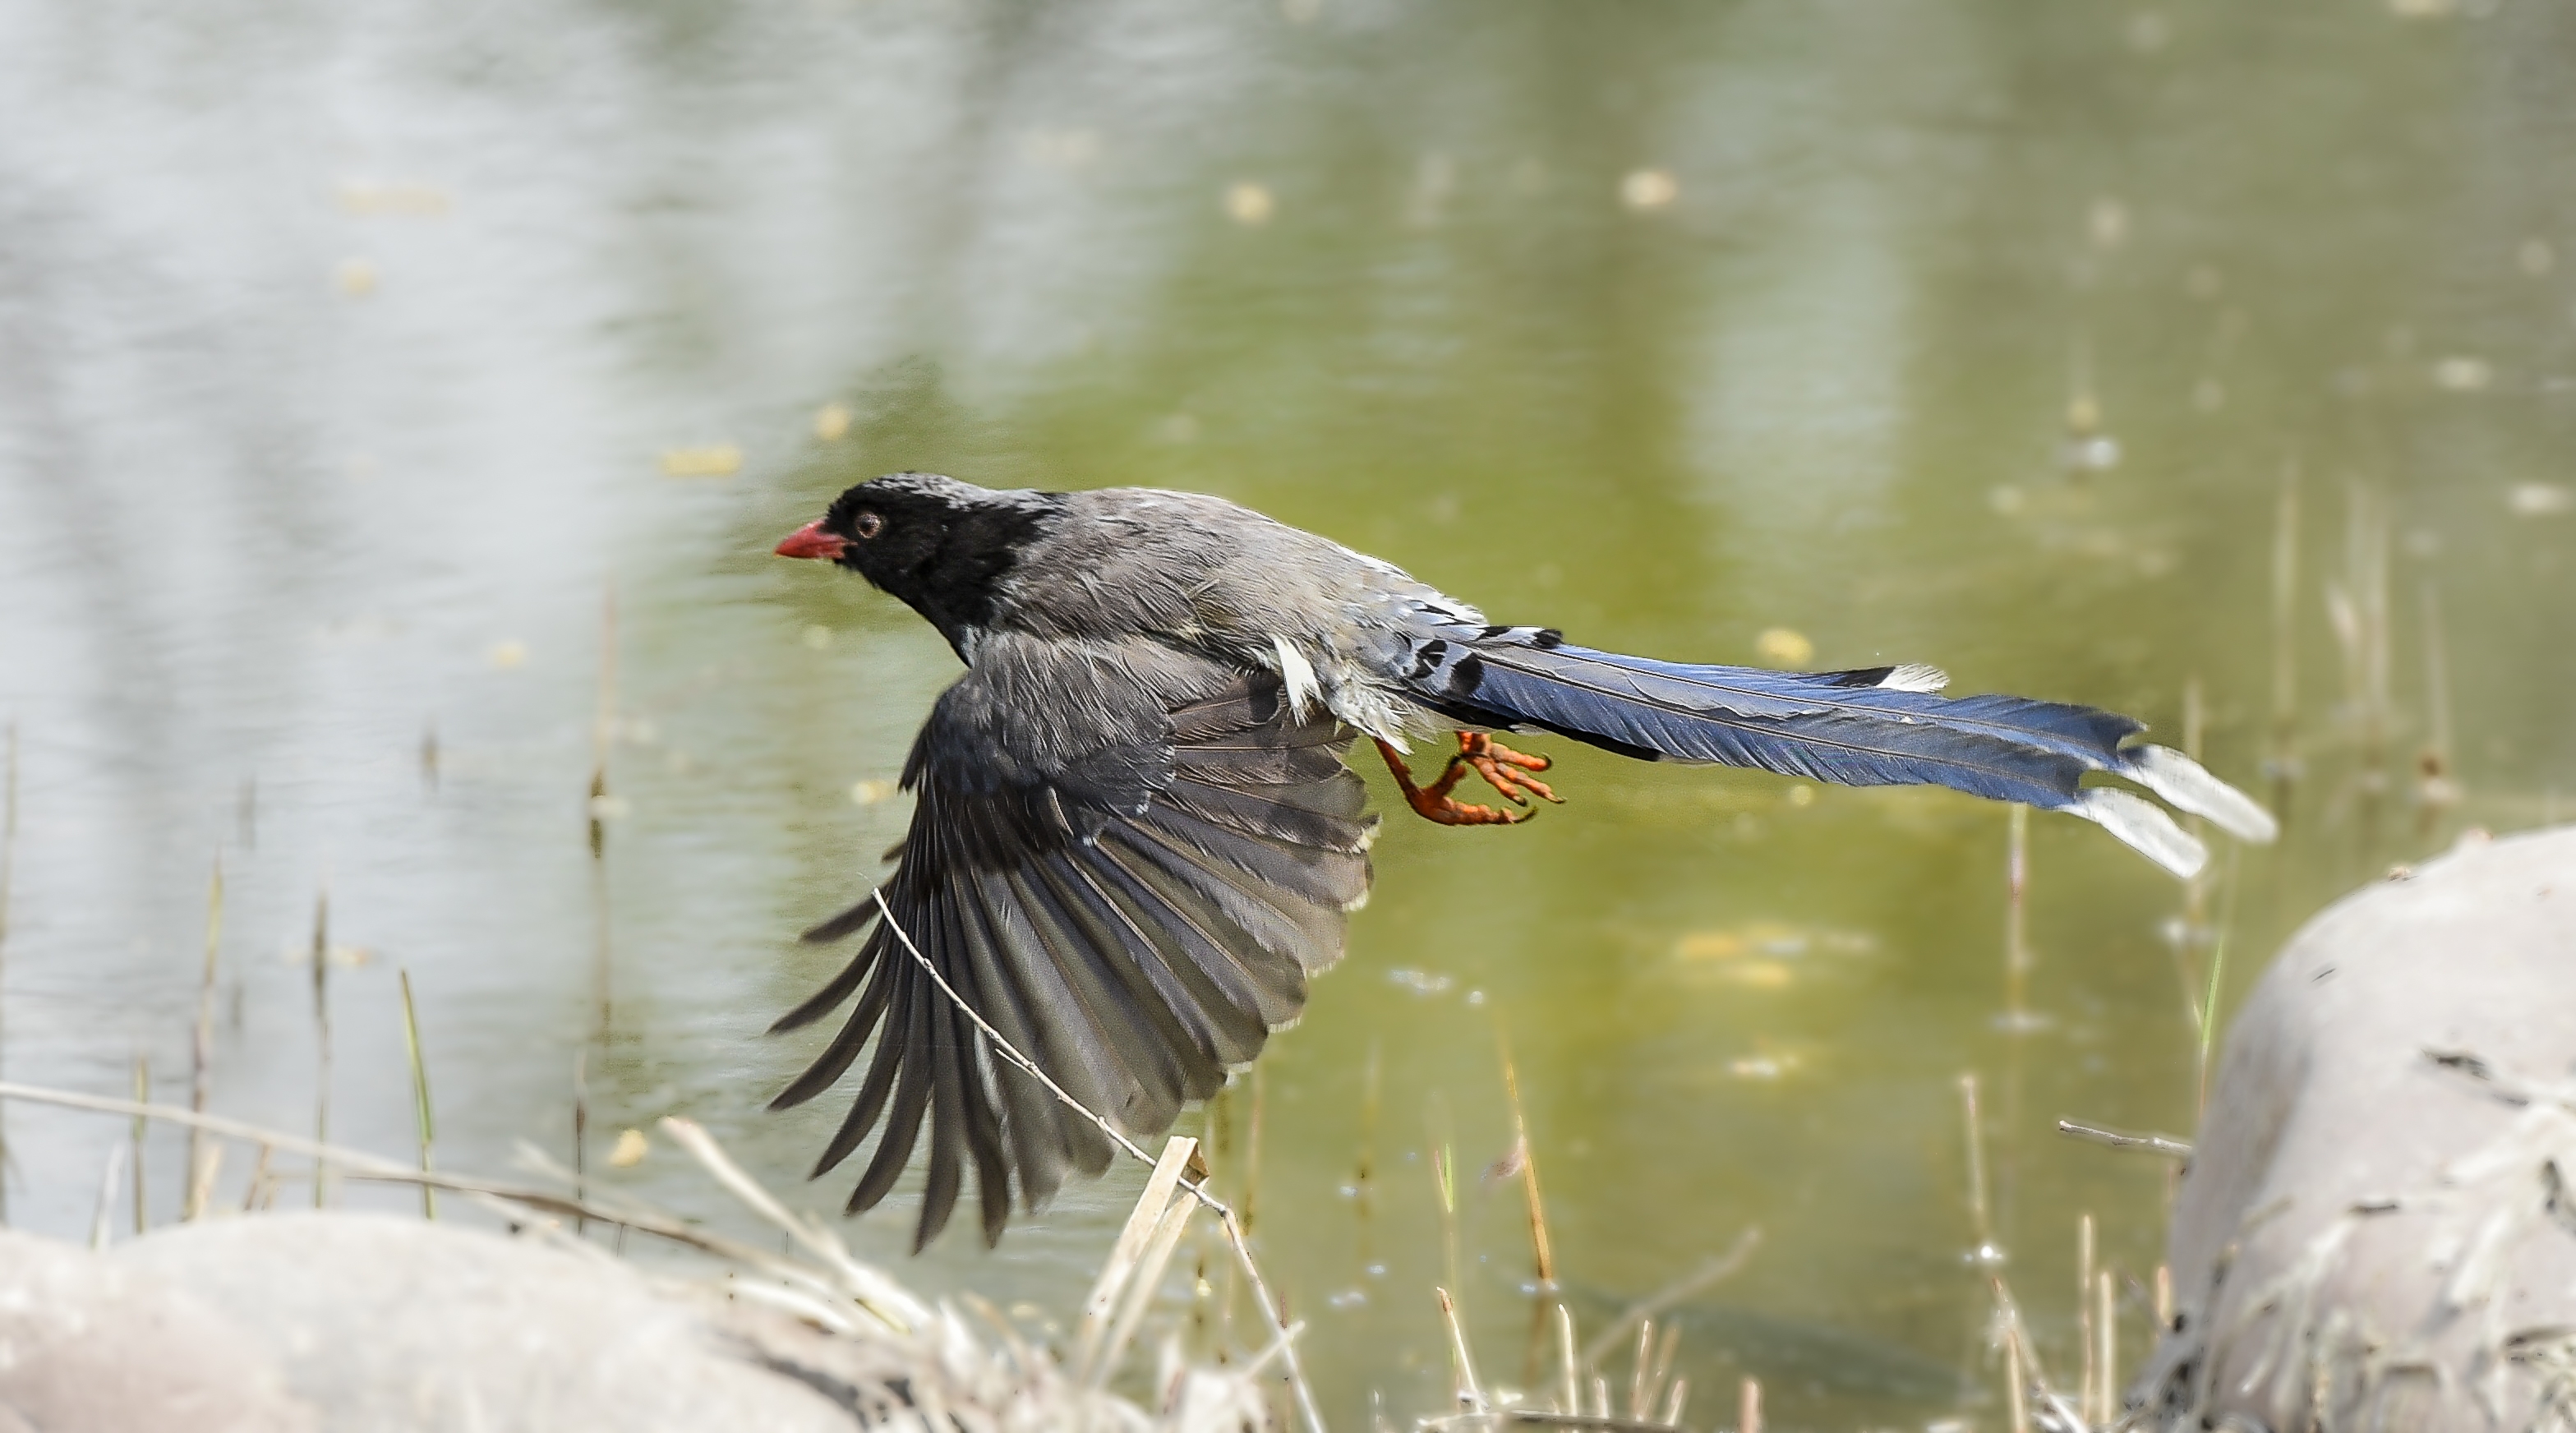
[774,520,848,561]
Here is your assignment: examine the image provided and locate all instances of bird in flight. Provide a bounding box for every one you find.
[771,472,2275,1248]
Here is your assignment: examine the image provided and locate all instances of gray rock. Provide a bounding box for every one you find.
[0,1213,902,1432]
[2137,825,2576,1431]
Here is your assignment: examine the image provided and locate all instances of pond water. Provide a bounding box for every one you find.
[2,1,2571,1426]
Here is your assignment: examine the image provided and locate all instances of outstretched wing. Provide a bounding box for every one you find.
[772,634,1376,1250]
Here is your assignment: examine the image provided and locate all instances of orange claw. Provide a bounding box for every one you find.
[1373,733,1563,827]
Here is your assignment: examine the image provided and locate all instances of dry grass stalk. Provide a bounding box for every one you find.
[240,1141,273,1212]
[130,1056,148,1235]
[399,970,436,1219]
[2417,580,2460,833]
[187,1143,224,1222]
[1438,1286,1486,1412]
[309,892,330,1208]
[1495,1021,1556,1289]
[657,1113,929,1330]
[89,1141,123,1251]
[2078,1212,2097,1420]
[1739,1375,1763,1433]
[2094,1267,2117,1425]
[2004,803,2031,1023]
[1556,1299,1580,1414]
[186,859,223,1220]
[572,1048,588,1235]
[1093,1185,1195,1391]
[1078,1135,1200,1377]
[0,718,14,1226]
[2269,461,2302,808]
[1960,1074,1995,1255]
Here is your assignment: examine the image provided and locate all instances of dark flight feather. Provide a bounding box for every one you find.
[772,634,1375,1247]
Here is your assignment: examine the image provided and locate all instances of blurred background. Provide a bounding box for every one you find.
[2,0,2571,1426]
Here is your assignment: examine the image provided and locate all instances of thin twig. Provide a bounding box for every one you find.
[657,1115,930,1332]
[131,1056,149,1234]
[309,892,330,1208]
[399,970,436,1219]
[0,718,16,1226]
[187,859,222,1220]
[864,887,1325,1433]
[1438,1286,1486,1412]
[2058,1120,2192,1159]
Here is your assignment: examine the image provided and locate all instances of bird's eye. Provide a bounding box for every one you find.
[852,510,885,540]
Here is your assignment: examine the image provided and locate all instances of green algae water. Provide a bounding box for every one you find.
[2,1,2571,1425]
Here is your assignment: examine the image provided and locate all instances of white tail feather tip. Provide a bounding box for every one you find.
[2069,787,2209,880]
[2119,745,2279,845]
[1878,663,1951,693]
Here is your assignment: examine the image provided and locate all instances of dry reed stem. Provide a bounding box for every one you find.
[1079,1135,1199,1375]
[2079,1213,2097,1421]
[89,1142,122,1250]
[865,889,1325,1433]
[1577,1226,1761,1366]
[2004,803,2031,1023]
[2095,1267,2117,1425]
[572,1048,588,1235]
[130,1057,148,1235]
[187,859,222,1220]
[1556,1300,1579,1414]
[1738,1375,1762,1433]
[241,1141,272,1213]
[1961,1073,1995,1252]
[399,970,436,1219]
[656,1114,928,1329]
[187,1144,223,1223]
[1657,1379,1687,1426]
[2270,461,2302,803]
[309,892,329,1209]
[1495,1021,1555,1288]
[1438,1286,1486,1412]
[1,718,16,1227]
[1624,1320,1652,1418]
[1094,1191,1196,1391]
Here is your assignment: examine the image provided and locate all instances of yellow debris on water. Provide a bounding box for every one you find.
[487,639,529,670]
[2508,483,2572,517]
[660,445,743,478]
[2520,238,2556,277]
[851,779,898,805]
[2431,357,2491,392]
[813,403,852,440]
[608,1128,648,1168]
[334,257,378,297]
[1224,182,1274,226]
[1620,168,1677,211]
[802,624,835,650]
[1753,627,1814,667]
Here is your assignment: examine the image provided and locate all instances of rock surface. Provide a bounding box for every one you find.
[0,1213,970,1432]
[2137,825,2576,1431]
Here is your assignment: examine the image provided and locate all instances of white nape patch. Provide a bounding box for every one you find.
[1271,635,1321,719]
[2067,787,2207,879]
[2120,744,2280,844]
[1878,664,1950,693]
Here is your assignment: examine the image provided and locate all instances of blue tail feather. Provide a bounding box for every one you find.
[1399,634,2275,876]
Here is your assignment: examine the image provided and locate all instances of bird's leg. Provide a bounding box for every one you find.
[1372,733,1561,827]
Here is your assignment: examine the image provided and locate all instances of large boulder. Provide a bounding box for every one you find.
[2136,825,2576,1431]
[0,1212,938,1432]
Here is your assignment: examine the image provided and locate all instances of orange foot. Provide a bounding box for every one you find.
[1374,732,1564,827]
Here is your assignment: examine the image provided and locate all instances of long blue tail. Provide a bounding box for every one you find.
[1399,627,2275,877]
